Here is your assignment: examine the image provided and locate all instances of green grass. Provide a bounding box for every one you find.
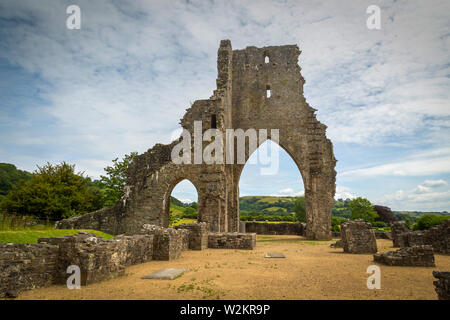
[0,229,114,244]
[170,218,197,227]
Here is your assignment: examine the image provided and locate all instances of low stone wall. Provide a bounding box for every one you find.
[373,245,435,267]
[432,271,450,300]
[341,220,378,254]
[391,221,410,247]
[208,232,256,250]
[0,232,155,298]
[174,222,209,250]
[244,222,304,235]
[141,224,189,260]
[399,220,450,254]
[0,243,59,298]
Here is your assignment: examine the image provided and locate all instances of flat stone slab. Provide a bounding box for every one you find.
[265,253,286,258]
[141,268,188,280]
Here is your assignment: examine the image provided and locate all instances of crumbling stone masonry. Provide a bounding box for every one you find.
[56,40,336,240]
[208,232,256,250]
[244,222,305,235]
[174,222,209,250]
[0,232,155,298]
[391,221,410,247]
[432,271,450,300]
[373,245,436,267]
[399,220,450,254]
[340,220,378,254]
[141,224,189,260]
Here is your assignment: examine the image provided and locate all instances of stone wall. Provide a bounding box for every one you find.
[373,245,435,267]
[141,224,189,260]
[374,232,392,240]
[391,221,410,247]
[55,40,336,240]
[0,243,59,298]
[0,232,155,298]
[432,271,450,300]
[340,220,378,254]
[174,222,209,250]
[399,220,450,254]
[244,222,304,235]
[208,232,256,250]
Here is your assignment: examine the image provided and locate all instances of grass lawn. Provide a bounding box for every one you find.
[0,229,114,244]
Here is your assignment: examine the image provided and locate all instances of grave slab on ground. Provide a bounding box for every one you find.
[141,268,188,280]
[265,253,286,258]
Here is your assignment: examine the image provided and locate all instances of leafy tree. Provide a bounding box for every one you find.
[0,163,32,196]
[99,152,138,206]
[348,197,378,223]
[294,196,306,222]
[0,162,103,220]
[331,216,347,233]
[413,214,450,230]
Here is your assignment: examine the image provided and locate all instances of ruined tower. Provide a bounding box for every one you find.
[57,40,337,240]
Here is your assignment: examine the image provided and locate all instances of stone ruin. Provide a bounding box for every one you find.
[398,219,450,254]
[391,221,410,247]
[244,222,305,235]
[56,40,336,240]
[373,245,436,267]
[340,220,378,254]
[432,271,450,300]
[0,223,257,298]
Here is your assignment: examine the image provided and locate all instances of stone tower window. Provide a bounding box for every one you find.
[211,114,217,129]
[265,55,269,64]
[266,85,271,98]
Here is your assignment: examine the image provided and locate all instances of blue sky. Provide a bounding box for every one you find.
[0,0,449,211]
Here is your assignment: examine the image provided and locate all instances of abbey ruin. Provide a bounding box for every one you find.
[57,40,337,240]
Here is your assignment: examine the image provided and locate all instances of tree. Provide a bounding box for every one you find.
[413,214,450,230]
[0,163,32,196]
[99,152,138,206]
[294,196,306,222]
[0,162,103,220]
[348,197,378,223]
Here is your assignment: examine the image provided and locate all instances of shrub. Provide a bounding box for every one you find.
[413,214,450,230]
[372,221,387,228]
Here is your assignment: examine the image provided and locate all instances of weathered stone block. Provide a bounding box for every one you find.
[373,245,435,267]
[391,221,410,247]
[174,222,209,250]
[208,232,256,250]
[244,222,304,235]
[432,271,450,300]
[141,224,189,260]
[341,220,377,254]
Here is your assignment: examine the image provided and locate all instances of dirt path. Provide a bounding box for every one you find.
[18,236,449,300]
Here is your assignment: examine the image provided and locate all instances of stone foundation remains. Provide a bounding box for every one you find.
[0,232,154,298]
[373,245,435,267]
[391,221,410,247]
[141,224,189,260]
[432,271,450,300]
[398,220,450,254]
[244,222,304,235]
[174,222,209,250]
[340,220,377,254]
[208,232,256,250]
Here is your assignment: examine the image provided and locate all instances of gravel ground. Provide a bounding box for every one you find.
[18,236,450,300]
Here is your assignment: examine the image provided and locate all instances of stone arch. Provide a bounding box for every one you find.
[56,40,336,240]
[163,177,199,226]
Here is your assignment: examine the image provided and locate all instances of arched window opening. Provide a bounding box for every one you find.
[265,55,270,64]
[238,140,305,225]
[266,85,271,98]
[169,179,198,226]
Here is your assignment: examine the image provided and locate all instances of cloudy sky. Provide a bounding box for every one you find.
[0,0,449,211]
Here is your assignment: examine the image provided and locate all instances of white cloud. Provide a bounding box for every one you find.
[335,186,355,200]
[379,179,450,211]
[272,188,304,197]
